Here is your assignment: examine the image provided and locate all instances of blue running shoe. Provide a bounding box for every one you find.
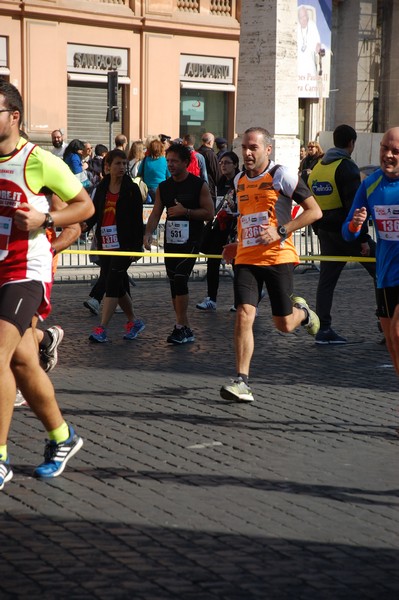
[89,325,108,343]
[34,426,83,479]
[123,318,145,340]
[0,457,13,490]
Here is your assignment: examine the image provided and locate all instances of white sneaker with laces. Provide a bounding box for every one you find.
[14,389,29,407]
[83,297,100,315]
[196,297,216,311]
[220,378,254,402]
[39,325,64,373]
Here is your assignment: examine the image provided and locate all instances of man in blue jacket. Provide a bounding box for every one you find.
[343,127,399,373]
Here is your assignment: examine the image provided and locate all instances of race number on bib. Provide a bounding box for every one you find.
[0,216,12,254]
[241,211,269,247]
[100,225,120,249]
[375,205,399,241]
[166,220,189,244]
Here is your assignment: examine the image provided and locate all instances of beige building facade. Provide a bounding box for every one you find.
[0,0,397,153]
[0,0,241,149]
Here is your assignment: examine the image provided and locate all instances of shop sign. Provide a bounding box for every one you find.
[67,44,128,76]
[180,55,233,84]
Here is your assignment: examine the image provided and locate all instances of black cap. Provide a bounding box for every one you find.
[215,137,227,146]
[160,134,171,143]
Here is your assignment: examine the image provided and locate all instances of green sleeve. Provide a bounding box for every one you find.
[26,146,83,202]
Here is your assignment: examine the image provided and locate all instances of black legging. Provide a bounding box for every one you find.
[93,255,133,299]
[206,226,231,302]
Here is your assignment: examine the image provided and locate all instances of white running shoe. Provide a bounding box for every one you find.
[196,297,216,311]
[14,389,28,407]
[39,326,64,373]
[83,297,100,315]
[220,378,254,402]
[291,295,320,337]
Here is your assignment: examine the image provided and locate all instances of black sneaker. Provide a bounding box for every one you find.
[183,326,195,343]
[315,328,347,345]
[167,326,194,344]
[39,325,64,372]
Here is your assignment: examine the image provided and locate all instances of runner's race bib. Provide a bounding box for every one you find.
[241,211,269,247]
[0,216,12,260]
[166,220,189,244]
[375,205,399,241]
[100,225,120,249]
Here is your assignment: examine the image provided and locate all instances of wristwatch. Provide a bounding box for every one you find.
[42,212,54,229]
[277,225,288,241]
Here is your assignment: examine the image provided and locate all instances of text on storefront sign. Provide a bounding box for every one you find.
[73,53,122,70]
[184,63,230,79]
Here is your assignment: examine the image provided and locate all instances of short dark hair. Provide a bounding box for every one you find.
[95,144,108,156]
[220,151,240,167]
[166,143,191,165]
[183,134,196,146]
[0,79,23,127]
[105,148,127,166]
[244,127,273,147]
[333,124,357,149]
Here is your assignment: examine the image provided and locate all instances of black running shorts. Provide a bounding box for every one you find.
[234,263,294,317]
[0,280,44,336]
[376,286,399,319]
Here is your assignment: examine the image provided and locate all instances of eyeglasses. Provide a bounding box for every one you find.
[0,109,12,114]
[307,145,315,149]
[220,161,234,165]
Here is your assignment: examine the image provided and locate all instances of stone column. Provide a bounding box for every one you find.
[234,0,299,171]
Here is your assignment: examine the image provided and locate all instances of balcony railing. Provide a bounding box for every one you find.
[177,1,233,15]
[210,0,232,16]
[177,0,200,12]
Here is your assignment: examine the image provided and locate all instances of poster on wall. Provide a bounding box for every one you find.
[181,97,205,123]
[297,1,332,98]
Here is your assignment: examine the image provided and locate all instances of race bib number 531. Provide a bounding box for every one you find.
[166,220,189,244]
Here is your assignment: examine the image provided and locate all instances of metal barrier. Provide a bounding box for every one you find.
[56,210,377,273]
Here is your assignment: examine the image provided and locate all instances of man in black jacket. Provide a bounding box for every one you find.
[197,132,221,205]
[309,124,376,344]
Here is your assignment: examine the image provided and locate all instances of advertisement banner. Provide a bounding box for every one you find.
[297,1,332,98]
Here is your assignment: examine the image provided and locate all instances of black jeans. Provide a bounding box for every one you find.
[316,229,376,330]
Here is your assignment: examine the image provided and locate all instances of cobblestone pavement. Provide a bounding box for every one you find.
[2,268,398,599]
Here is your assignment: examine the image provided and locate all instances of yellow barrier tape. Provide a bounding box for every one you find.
[60,249,376,262]
[61,249,223,259]
[298,255,375,263]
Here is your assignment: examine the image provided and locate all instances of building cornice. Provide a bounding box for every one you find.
[1,1,239,40]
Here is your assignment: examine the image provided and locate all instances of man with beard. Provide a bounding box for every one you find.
[50,129,67,159]
[220,127,322,403]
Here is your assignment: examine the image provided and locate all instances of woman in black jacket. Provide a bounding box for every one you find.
[85,149,145,343]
